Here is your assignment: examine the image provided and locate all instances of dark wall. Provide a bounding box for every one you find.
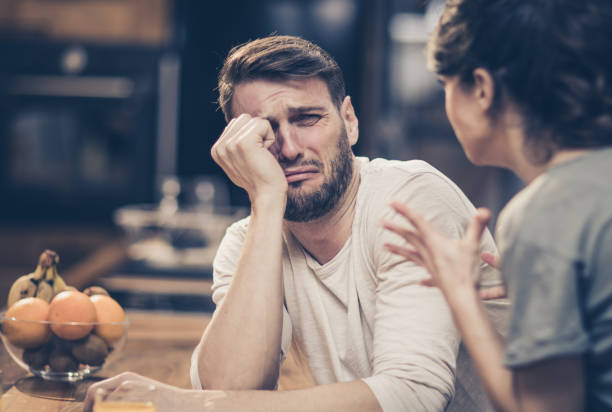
[175,0,366,206]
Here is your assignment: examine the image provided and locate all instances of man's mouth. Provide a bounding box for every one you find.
[283,166,320,183]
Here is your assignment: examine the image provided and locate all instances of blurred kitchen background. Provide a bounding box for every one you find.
[0,0,521,310]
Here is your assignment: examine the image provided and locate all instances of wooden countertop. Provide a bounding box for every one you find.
[0,310,208,411]
[0,309,312,411]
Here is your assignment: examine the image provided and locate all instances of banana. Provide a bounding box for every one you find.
[6,250,67,308]
[43,252,68,296]
[7,274,40,307]
[35,280,54,303]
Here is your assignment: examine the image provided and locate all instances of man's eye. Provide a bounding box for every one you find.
[295,115,321,126]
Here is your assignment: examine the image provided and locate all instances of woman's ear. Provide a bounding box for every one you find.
[341,96,359,146]
[472,68,495,113]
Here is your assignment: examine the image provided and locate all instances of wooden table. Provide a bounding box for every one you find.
[0,309,312,411]
[0,310,209,411]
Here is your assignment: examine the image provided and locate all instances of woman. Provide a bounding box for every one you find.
[382,0,612,411]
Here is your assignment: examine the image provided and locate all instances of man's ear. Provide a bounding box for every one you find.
[472,68,495,113]
[340,96,359,146]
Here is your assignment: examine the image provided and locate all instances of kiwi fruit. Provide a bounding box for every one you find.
[48,349,79,372]
[22,345,51,370]
[71,334,109,366]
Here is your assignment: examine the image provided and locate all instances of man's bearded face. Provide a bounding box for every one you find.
[283,125,353,222]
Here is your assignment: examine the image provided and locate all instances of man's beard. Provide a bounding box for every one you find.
[283,129,354,222]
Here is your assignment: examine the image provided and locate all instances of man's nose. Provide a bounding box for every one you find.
[275,123,303,162]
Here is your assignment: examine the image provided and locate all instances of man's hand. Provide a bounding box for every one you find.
[211,114,288,204]
[83,373,384,412]
[83,372,221,412]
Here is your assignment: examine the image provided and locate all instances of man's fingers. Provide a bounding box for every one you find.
[212,114,251,162]
[234,117,275,150]
[261,121,277,150]
[223,113,252,136]
[218,115,273,152]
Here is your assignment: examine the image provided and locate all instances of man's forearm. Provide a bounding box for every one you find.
[197,198,286,390]
[194,380,382,412]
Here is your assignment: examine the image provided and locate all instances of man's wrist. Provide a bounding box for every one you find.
[251,191,287,217]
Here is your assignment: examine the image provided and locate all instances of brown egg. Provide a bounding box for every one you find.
[3,297,51,348]
[90,294,127,344]
[48,291,97,340]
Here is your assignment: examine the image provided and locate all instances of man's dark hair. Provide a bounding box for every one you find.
[218,35,346,121]
[428,0,612,163]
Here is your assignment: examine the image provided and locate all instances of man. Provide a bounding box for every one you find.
[193,35,503,411]
[84,35,503,412]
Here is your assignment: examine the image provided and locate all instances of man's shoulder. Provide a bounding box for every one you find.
[213,215,251,264]
[223,215,251,239]
[358,157,465,202]
[359,157,441,178]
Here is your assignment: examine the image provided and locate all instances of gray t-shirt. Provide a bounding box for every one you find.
[496,147,612,410]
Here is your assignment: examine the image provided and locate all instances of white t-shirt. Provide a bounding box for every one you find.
[191,157,502,411]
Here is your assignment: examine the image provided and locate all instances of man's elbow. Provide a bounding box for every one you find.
[364,373,452,411]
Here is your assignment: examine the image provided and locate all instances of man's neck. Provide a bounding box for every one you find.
[285,158,361,265]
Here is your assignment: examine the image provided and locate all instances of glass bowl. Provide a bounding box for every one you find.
[0,314,129,382]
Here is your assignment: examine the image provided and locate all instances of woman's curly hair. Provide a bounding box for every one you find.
[428,0,612,163]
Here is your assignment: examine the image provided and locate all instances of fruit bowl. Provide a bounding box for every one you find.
[0,314,129,382]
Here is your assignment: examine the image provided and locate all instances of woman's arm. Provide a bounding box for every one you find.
[380,202,584,411]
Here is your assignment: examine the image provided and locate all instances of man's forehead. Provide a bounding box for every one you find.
[231,77,333,118]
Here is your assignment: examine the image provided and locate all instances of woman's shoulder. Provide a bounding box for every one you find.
[498,154,612,258]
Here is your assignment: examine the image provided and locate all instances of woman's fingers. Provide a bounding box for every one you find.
[420,278,436,287]
[383,243,426,267]
[379,218,418,241]
[481,251,500,269]
[389,201,443,252]
[380,218,432,267]
[390,201,427,232]
[466,208,491,246]
[478,285,507,300]
[382,205,443,276]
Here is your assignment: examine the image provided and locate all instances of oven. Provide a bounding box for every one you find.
[0,40,180,223]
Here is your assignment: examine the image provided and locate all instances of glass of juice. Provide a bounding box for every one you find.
[93,387,157,412]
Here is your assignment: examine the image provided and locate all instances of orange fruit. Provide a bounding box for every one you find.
[90,294,127,344]
[48,291,97,340]
[3,297,51,348]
